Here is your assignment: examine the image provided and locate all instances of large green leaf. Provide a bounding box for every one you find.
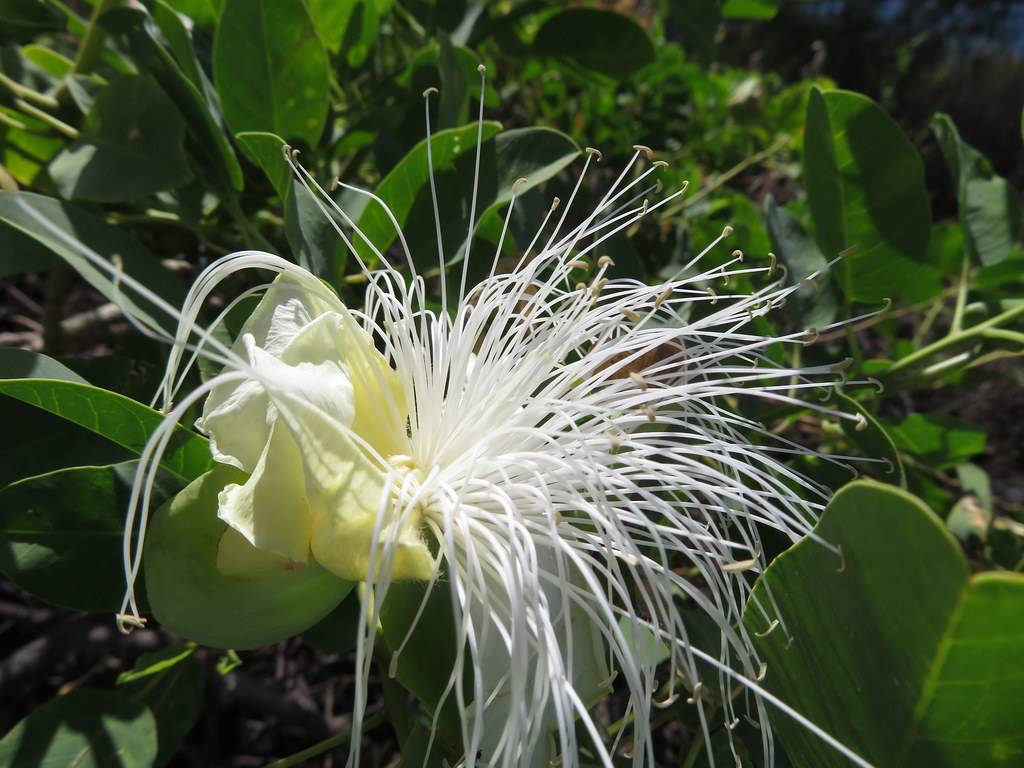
[101,6,244,192]
[932,114,1021,266]
[803,88,932,302]
[144,465,354,649]
[743,481,1024,767]
[118,644,205,767]
[0,463,178,611]
[533,8,655,80]
[49,75,192,202]
[0,192,183,332]
[0,688,157,768]
[214,0,329,147]
[0,378,212,482]
[355,125,579,271]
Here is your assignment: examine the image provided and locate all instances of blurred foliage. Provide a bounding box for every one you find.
[1,0,1022,765]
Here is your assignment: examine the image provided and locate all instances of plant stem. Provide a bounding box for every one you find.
[0,72,59,108]
[12,99,78,139]
[884,301,1024,377]
[71,0,122,76]
[261,711,386,768]
[950,251,971,333]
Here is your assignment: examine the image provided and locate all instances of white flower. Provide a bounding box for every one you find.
[14,76,874,768]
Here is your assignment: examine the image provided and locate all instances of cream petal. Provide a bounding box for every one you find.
[217,419,312,564]
[237,273,344,356]
[200,374,270,470]
[335,310,408,459]
[215,525,291,577]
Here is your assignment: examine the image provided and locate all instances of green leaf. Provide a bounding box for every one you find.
[0,192,183,332]
[0,462,179,611]
[887,413,987,469]
[306,0,384,65]
[356,125,579,271]
[286,177,347,286]
[833,392,905,487]
[214,0,329,147]
[763,196,838,329]
[533,8,655,80]
[0,378,213,482]
[803,88,932,302]
[0,347,86,383]
[235,131,290,198]
[119,644,204,767]
[932,114,1021,266]
[0,398,131,487]
[49,75,192,202]
[743,481,1024,767]
[144,465,354,649]
[670,0,722,62]
[0,0,64,42]
[380,578,464,747]
[101,6,244,192]
[0,688,157,767]
[1,104,66,187]
[721,0,780,19]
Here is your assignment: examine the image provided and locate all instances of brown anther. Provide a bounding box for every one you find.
[597,255,615,269]
[632,144,654,159]
[641,405,657,423]
[731,249,743,261]
[628,371,648,390]
[802,327,820,345]
[618,306,641,322]
[767,252,777,277]
[568,259,589,270]
[423,86,438,97]
[652,159,669,168]
[330,177,340,191]
[511,176,529,192]
[585,147,603,160]
[574,282,587,292]
[722,224,734,237]
[550,196,561,211]
[655,286,673,307]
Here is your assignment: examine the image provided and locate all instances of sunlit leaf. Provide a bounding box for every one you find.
[0,377,213,481]
[744,481,1024,767]
[0,688,157,768]
[804,88,931,302]
[932,113,1021,266]
[214,0,329,147]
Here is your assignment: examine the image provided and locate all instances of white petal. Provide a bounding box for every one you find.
[217,419,312,564]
